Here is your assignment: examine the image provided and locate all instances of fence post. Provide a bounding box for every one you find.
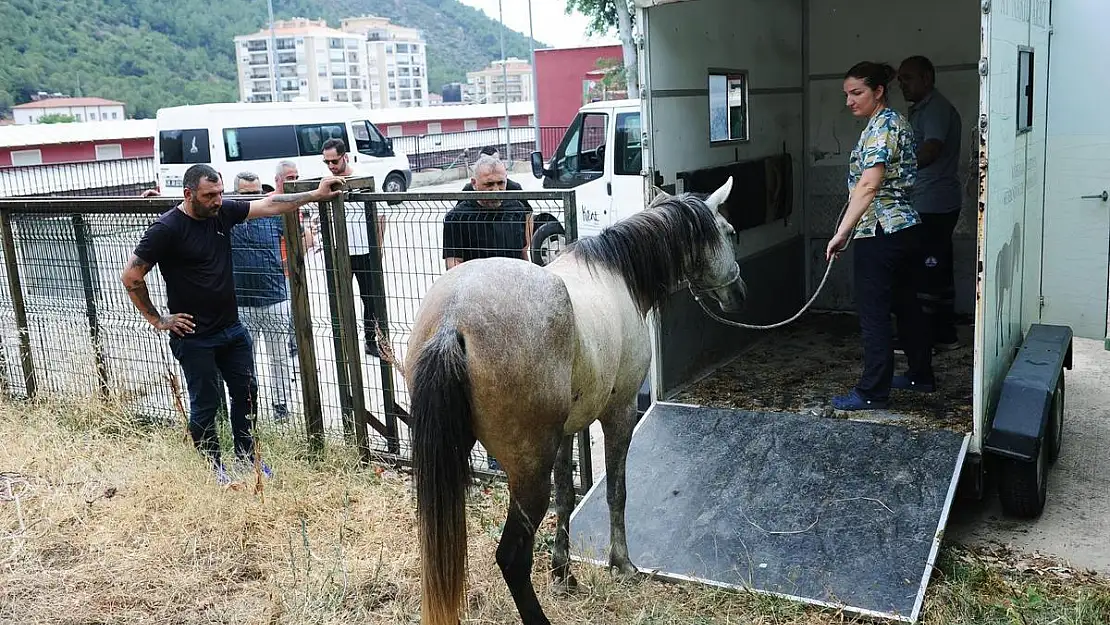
[316,201,356,440]
[560,191,592,492]
[72,213,111,400]
[325,186,374,464]
[281,200,325,452]
[363,194,402,456]
[0,208,35,398]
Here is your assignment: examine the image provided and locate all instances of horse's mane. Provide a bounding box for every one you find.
[566,192,724,314]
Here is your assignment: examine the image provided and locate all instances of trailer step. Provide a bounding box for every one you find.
[569,402,969,623]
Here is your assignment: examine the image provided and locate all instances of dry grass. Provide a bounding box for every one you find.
[1,397,1108,624]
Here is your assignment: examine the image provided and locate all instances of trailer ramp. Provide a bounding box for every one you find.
[569,402,969,623]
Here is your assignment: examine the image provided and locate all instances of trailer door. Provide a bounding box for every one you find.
[1039,0,1110,339]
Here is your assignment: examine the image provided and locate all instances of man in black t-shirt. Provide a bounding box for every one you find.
[122,163,342,483]
[442,155,532,472]
[443,154,533,270]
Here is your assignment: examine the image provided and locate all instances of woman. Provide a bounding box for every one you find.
[826,61,935,411]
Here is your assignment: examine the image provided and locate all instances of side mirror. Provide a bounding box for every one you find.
[530,151,545,179]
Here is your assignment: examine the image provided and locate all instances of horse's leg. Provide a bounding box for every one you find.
[497,448,558,625]
[550,434,578,592]
[601,400,638,577]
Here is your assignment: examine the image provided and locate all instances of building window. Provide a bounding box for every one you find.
[112,112,118,119]
[10,149,43,166]
[464,120,478,131]
[427,122,441,134]
[708,69,749,143]
[95,144,123,161]
[387,125,403,137]
[1017,47,1035,134]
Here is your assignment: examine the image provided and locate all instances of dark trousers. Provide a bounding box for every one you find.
[916,211,960,344]
[853,225,934,401]
[350,253,384,355]
[170,322,258,467]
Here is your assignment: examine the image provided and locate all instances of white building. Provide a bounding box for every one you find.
[12,97,127,125]
[341,16,430,109]
[233,18,370,106]
[465,58,533,104]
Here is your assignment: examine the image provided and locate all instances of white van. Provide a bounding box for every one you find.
[529,98,643,264]
[154,101,412,196]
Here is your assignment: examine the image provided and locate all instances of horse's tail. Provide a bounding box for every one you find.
[411,325,473,625]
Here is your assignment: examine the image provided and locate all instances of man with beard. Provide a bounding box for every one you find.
[321,138,389,358]
[121,163,342,484]
[897,55,964,353]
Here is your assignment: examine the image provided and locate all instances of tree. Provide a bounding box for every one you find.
[37,113,77,124]
[566,0,639,97]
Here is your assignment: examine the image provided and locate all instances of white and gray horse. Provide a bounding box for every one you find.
[405,177,746,625]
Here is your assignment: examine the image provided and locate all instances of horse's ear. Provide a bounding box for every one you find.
[705,176,734,214]
[648,184,669,206]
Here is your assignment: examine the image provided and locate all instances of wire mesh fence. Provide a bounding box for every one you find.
[0,185,592,490]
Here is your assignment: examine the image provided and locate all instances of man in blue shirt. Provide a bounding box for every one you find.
[898,55,963,352]
[229,171,295,424]
[122,164,341,483]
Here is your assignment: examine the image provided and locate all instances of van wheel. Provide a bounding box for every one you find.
[531,220,566,266]
[384,172,406,205]
[996,434,1049,519]
[1047,375,1064,463]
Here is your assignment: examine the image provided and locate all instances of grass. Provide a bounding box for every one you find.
[1,397,1109,624]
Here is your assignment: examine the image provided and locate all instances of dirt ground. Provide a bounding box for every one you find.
[672,311,975,432]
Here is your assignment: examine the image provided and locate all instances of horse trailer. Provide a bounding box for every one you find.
[546,1,1109,622]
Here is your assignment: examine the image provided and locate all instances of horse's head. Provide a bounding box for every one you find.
[685,176,748,314]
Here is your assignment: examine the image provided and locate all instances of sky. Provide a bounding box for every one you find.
[454,0,620,49]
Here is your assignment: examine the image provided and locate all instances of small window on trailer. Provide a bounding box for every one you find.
[708,69,750,144]
[1017,47,1035,134]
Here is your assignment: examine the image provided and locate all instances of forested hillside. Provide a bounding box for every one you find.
[0,0,544,118]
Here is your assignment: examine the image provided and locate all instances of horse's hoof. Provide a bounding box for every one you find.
[552,573,578,595]
[609,560,639,581]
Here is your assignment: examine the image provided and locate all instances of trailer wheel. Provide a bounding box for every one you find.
[531,220,566,266]
[1047,375,1064,464]
[996,434,1048,519]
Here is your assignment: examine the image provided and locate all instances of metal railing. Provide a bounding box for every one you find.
[0,183,591,490]
[394,126,567,171]
[0,157,155,198]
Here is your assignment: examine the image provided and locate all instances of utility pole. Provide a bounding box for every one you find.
[528,0,540,151]
[268,0,278,103]
[499,0,511,163]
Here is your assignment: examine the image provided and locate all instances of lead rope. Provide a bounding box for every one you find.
[691,201,851,331]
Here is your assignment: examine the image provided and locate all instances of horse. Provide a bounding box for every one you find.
[405,176,746,625]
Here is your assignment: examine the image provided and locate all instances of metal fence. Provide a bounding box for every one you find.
[0,184,592,490]
[0,157,156,198]
[394,126,567,171]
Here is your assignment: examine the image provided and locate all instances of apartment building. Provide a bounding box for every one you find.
[341,16,430,109]
[465,58,533,104]
[233,18,370,106]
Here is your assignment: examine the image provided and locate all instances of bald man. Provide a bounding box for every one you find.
[442,155,534,270]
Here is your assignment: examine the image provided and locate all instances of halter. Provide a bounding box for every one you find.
[687,261,743,295]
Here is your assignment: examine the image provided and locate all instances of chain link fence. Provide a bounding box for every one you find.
[0,183,592,490]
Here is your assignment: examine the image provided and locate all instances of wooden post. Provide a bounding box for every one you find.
[316,200,355,439]
[361,192,403,455]
[72,214,111,400]
[0,209,35,398]
[322,177,376,463]
[282,180,325,452]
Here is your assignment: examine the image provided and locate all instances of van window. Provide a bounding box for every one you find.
[159,129,211,164]
[555,112,607,183]
[352,120,390,157]
[614,112,641,176]
[224,125,300,161]
[295,123,349,156]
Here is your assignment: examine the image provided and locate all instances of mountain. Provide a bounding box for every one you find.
[0,0,547,119]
